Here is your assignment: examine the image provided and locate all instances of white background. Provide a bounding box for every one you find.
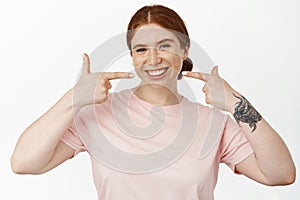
[0,0,299,199]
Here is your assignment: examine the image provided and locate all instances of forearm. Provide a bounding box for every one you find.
[182,67,296,184]
[11,88,79,173]
[228,92,296,183]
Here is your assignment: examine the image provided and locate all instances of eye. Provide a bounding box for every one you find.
[159,44,171,50]
[136,48,147,53]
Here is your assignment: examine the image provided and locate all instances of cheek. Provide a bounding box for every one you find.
[168,54,183,72]
[132,55,142,68]
[132,56,144,77]
[163,48,185,71]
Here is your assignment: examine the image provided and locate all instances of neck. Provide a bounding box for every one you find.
[133,83,182,106]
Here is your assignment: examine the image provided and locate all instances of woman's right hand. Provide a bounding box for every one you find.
[10,53,135,174]
[73,53,134,110]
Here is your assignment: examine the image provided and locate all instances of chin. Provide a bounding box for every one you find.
[139,79,178,90]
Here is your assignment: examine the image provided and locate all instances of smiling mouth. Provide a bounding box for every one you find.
[145,67,169,78]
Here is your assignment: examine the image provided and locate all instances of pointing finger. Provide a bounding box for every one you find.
[182,71,211,82]
[101,72,135,80]
[211,66,219,76]
[81,53,91,74]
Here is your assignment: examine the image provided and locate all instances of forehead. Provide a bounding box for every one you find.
[131,24,179,46]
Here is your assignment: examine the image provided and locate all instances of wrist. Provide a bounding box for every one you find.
[64,88,84,115]
[226,91,240,114]
[229,92,263,132]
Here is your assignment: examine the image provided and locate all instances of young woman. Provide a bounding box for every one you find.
[11,4,295,200]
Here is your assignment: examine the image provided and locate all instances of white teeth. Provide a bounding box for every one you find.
[147,68,167,76]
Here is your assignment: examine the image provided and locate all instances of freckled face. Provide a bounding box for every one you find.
[131,24,188,87]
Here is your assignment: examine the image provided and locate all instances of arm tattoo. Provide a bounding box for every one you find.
[232,93,262,132]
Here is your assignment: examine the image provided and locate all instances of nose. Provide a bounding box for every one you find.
[147,48,162,65]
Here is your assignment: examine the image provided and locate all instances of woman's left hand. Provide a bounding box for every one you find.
[182,66,238,113]
[184,66,296,186]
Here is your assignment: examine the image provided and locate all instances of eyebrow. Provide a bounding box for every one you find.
[132,38,175,49]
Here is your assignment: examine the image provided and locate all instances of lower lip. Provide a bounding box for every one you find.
[146,68,168,80]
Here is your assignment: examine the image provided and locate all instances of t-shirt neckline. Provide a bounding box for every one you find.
[128,88,187,111]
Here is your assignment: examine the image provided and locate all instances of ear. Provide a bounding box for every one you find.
[183,46,189,60]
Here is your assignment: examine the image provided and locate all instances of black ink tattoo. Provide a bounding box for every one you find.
[233,93,262,132]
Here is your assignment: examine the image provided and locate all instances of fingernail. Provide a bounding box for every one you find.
[82,53,86,61]
[182,71,188,75]
[128,73,135,78]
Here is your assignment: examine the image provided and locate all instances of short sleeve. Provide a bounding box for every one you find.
[61,120,86,156]
[220,116,254,173]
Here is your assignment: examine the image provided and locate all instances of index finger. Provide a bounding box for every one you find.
[182,71,210,82]
[101,72,135,80]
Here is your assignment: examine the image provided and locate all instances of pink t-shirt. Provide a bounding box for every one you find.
[61,89,253,200]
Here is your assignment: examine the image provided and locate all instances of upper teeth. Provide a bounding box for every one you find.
[148,68,167,76]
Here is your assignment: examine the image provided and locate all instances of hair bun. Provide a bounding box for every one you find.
[178,57,193,79]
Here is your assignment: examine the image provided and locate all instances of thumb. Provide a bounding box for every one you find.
[81,53,90,74]
[211,65,219,76]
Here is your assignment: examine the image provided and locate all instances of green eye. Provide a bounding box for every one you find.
[160,44,170,49]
